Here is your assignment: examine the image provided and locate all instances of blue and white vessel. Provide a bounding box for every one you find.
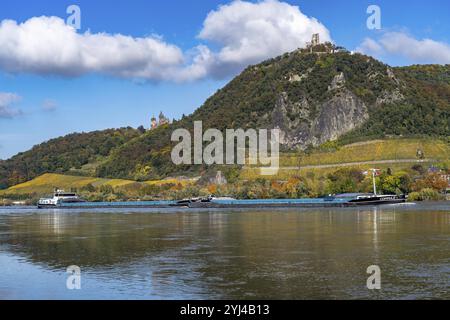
[38,189,85,208]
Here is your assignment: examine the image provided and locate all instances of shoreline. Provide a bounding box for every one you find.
[0,199,418,209]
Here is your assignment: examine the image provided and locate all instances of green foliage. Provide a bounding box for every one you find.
[96,51,449,180]
[0,127,142,188]
[1,48,449,187]
[345,63,449,140]
[325,168,365,194]
[379,171,412,195]
[222,166,241,184]
[408,188,445,201]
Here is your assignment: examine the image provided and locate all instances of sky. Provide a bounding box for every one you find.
[0,0,449,159]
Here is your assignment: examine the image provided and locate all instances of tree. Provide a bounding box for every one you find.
[380,171,411,195]
[413,173,448,193]
[137,125,146,134]
[326,168,365,194]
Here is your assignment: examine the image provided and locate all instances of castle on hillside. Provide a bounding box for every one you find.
[150,112,170,130]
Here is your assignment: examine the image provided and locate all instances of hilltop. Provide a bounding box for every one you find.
[0,46,449,188]
[97,48,449,180]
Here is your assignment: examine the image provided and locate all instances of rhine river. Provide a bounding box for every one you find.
[0,202,448,300]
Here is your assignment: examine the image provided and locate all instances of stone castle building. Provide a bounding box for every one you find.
[150,112,170,130]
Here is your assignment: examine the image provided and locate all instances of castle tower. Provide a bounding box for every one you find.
[311,33,320,46]
[309,33,320,53]
[151,116,158,129]
[159,112,170,126]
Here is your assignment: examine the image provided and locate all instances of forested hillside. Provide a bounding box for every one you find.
[96,47,449,180]
[0,127,143,189]
[1,45,449,186]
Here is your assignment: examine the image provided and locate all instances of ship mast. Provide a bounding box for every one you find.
[370,169,380,195]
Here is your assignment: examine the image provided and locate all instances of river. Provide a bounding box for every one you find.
[0,202,448,300]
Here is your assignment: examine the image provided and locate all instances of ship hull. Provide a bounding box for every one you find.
[37,203,59,209]
[345,199,406,206]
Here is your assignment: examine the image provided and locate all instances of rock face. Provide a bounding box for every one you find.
[375,88,405,106]
[269,62,409,149]
[328,72,346,91]
[273,89,369,149]
[312,90,369,143]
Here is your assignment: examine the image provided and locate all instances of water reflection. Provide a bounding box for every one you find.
[0,203,449,299]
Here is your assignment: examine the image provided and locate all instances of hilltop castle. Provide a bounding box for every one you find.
[302,34,347,54]
[150,112,170,130]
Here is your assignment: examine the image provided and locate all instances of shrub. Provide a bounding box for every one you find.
[409,188,444,201]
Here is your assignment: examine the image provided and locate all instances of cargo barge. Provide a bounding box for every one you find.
[37,168,405,209]
[37,193,405,209]
[180,194,406,208]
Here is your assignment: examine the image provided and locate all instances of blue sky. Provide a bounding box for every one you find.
[0,0,449,159]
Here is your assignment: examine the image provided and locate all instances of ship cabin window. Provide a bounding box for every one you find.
[56,193,76,197]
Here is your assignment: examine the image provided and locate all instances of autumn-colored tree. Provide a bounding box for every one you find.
[207,184,218,195]
[413,173,448,193]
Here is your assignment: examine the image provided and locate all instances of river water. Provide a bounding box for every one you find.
[0,203,448,300]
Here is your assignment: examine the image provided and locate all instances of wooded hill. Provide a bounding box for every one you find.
[1,46,449,188]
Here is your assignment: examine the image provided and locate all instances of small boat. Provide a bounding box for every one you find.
[326,193,406,206]
[345,193,406,206]
[37,189,86,208]
[173,195,236,206]
[330,169,407,206]
[172,197,203,207]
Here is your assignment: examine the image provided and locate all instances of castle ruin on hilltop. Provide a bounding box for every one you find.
[303,34,348,54]
[150,112,171,130]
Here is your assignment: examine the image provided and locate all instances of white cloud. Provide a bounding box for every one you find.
[0,16,184,80]
[357,32,450,64]
[198,0,332,77]
[357,38,384,58]
[42,99,57,111]
[0,1,331,81]
[0,92,22,118]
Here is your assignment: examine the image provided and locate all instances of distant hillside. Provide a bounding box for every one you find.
[0,173,195,198]
[1,138,447,199]
[242,138,450,181]
[0,173,136,196]
[0,127,143,189]
[97,47,449,180]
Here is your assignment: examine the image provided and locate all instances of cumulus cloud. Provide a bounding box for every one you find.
[0,93,22,118]
[357,38,384,57]
[198,0,332,78]
[357,32,450,64]
[0,16,184,80]
[0,0,331,81]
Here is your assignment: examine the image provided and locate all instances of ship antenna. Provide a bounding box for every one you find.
[370,169,379,195]
[372,170,377,196]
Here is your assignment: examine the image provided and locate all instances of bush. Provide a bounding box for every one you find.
[408,188,444,201]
